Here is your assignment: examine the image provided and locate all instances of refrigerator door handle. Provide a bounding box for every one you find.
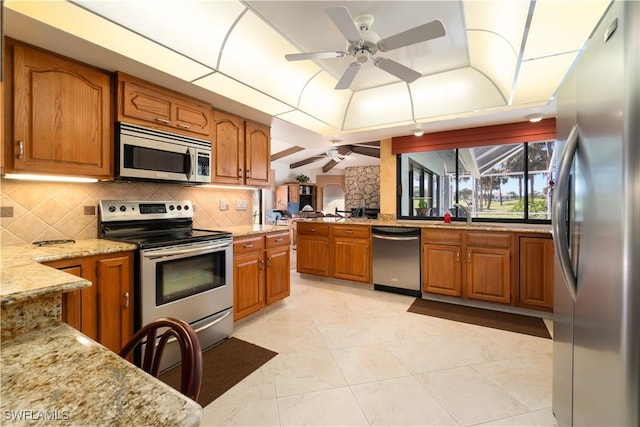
[553,124,580,300]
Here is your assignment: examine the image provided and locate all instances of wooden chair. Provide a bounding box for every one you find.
[119,317,203,401]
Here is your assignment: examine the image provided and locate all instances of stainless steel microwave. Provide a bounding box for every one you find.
[115,122,211,184]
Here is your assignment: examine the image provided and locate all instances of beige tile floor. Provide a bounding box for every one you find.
[200,251,557,427]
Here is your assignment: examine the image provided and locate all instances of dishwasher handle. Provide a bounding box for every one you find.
[373,234,420,241]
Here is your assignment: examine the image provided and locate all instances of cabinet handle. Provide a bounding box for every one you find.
[259,259,264,271]
[311,228,316,232]
[275,238,283,242]
[346,230,354,234]
[267,256,272,268]
[155,118,171,124]
[467,252,471,263]
[243,243,254,248]
[238,168,243,178]
[17,140,24,159]
[246,169,251,178]
[175,123,190,129]
[456,252,460,263]
[124,292,130,309]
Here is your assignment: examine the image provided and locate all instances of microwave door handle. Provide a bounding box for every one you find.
[552,123,579,301]
[186,148,194,181]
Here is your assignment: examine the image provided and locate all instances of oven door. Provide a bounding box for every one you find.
[138,238,233,370]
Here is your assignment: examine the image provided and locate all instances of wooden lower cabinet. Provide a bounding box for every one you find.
[296,223,330,276]
[331,224,371,283]
[422,243,461,296]
[466,246,511,304]
[233,231,290,320]
[422,229,512,305]
[518,235,554,311]
[44,251,134,354]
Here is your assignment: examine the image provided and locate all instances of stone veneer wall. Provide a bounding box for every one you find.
[0,179,254,247]
[344,166,380,211]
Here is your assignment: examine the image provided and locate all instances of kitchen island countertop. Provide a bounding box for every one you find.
[0,239,202,426]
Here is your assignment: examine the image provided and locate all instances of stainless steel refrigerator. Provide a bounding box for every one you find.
[552,1,639,426]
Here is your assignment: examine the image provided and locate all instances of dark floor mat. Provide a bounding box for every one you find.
[407,298,551,339]
[159,337,277,407]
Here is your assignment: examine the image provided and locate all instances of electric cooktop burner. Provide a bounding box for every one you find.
[98,200,232,249]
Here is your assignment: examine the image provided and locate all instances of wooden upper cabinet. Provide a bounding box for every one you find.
[244,120,271,187]
[4,39,112,178]
[212,110,244,185]
[211,111,271,187]
[116,72,212,139]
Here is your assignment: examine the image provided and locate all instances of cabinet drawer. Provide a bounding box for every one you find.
[266,232,290,248]
[332,224,371,238]
[467,232,512,248]
[422,229,463,245]
[234,235,265,255]
[297,222,330,236]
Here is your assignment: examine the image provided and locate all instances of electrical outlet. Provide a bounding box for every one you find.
[0,206,14,218]
[235,199,247,210]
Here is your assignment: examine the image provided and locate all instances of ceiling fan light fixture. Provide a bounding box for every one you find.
[526,113,544,123]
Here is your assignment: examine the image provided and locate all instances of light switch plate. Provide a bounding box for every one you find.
[219,199,229,211]
[236,199,247,210]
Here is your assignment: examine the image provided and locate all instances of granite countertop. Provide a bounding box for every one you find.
[1,239,137,305]
[290,217,552,234]
[1,322,201,427]
[219,224,290,237]
[0,239,202,426]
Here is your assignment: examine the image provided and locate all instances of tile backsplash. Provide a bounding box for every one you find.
[0,179,254,247]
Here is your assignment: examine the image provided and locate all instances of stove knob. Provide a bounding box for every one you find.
[168,205,174,211]
[119,205,127,212]
[176,205,182,210]
[108,205,116,213]
[184,205,189,211]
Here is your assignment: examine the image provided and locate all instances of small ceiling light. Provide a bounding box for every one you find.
[329,138,342,146]
[413,128,424,137]
[526,113,543,123]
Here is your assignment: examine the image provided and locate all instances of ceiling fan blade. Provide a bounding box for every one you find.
[325,6,362,43]
[335,62,361,90]
[285,51,347,61]
[374,57,421,83]
[378,20,446,52]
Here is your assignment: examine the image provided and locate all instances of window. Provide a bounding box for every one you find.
[397,141,555,222]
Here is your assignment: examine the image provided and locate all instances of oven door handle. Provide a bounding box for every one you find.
[163,311,232,345]
[142,241,231,259]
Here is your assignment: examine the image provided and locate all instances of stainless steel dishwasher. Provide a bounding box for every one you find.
[372,226,421,297]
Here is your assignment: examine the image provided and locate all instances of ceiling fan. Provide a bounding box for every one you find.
[290,141,380,172]
[285,6,446,90]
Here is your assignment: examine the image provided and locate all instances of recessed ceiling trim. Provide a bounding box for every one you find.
[509,0,537,105]
[297,70,324,108]
[217,6,249,70]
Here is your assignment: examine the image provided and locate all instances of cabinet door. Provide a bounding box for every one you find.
[212,111,244,185]
[244,120,270,187]
[422,243,461,296]
[297,236,330,276]
[233,251,266,320]
[43,257,93,334]
[466,247,511,304]
[266,245,290,304]
[519,237,554,311]
[120,79,172,126]
[10,42,111,177]
[172,99,211,137]
[96,253,134,354]
[332,237,371,283]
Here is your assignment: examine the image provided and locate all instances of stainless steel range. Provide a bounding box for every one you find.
[99,200,233,372]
